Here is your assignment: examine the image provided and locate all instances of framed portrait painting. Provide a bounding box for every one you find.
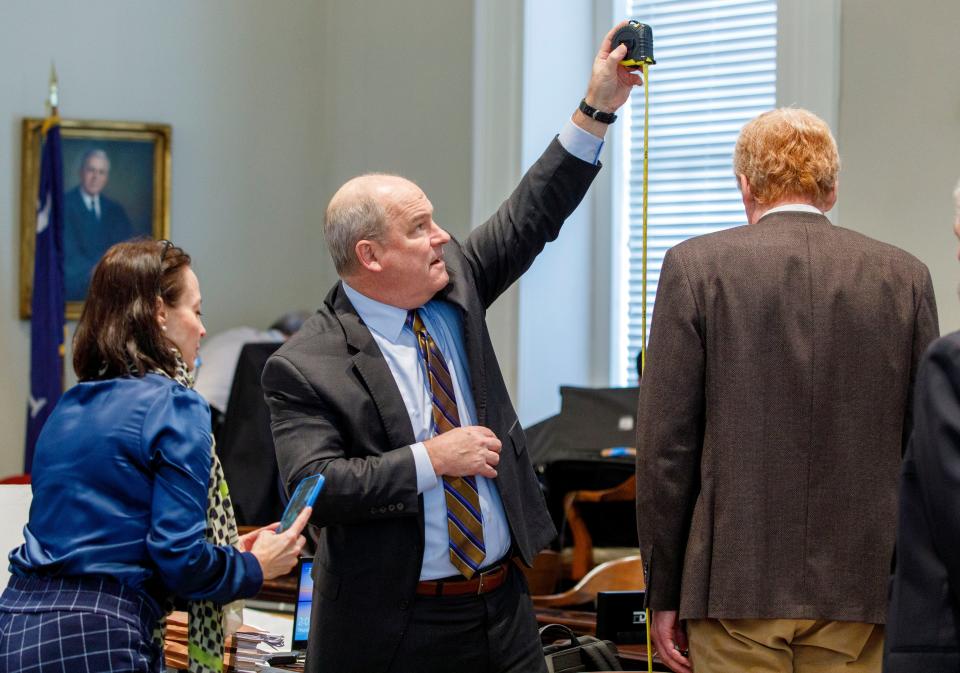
[19,118,171,319]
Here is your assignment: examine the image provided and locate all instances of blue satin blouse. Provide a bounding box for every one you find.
[8,374,262,615]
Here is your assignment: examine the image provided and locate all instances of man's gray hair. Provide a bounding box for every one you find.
[80,148,110,170]
[324,175,393,276]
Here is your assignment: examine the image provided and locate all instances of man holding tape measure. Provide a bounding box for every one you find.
[636,108,938,673]
[263,22,642,673]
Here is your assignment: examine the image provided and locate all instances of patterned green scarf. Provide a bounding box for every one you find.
[140,353,241,673]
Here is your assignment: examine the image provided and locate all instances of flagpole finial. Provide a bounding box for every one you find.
[47,63,59,116]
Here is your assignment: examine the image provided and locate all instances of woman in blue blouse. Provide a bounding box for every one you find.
[0,240,309,672]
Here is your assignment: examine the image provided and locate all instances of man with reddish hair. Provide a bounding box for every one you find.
[636,108,938,672]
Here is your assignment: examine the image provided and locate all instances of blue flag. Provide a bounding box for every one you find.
[25,118,65,472]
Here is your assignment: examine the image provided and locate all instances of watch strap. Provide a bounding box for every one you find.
[579,99,617,124]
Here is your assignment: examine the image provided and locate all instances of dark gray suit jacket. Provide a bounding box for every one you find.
[262,138,599,673]
[636,211,938,624]
[63,186,133,301]
[885,331,960,671]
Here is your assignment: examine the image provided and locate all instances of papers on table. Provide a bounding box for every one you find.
[163,608,295,671]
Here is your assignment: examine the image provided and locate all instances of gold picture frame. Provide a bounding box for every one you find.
[20,118,171,319]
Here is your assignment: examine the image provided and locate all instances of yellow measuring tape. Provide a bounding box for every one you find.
[639,60,654,673]
[621,47,655,672]
[640,61,650,376]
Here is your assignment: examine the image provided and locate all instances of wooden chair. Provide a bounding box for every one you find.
[533,554,644,608]
[520,549,563,595]
[562,474,638,580]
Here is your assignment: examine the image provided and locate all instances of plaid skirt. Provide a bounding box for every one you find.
[0,573,163,673]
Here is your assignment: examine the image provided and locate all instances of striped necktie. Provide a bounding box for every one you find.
[408,310,486,578]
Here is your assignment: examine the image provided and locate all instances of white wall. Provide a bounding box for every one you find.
[0,1,329,476]
[1,0,958,475]
[517,0,603,425]
[837,0,960,333]
[0,0,475,476]
[472,0,525,397]
[473,0,615,426]
[316,1,474,241]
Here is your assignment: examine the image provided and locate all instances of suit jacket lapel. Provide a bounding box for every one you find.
[328,284,417,452]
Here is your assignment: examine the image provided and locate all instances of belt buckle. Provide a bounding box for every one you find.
[476,562,502,595]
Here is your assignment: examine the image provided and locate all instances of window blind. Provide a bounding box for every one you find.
[618,0,777,384]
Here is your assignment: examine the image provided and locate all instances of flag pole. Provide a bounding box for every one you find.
[25,64,66,472]
[44,64,59,130]
[49,63,58,112]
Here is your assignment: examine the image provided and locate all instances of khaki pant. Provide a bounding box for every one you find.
[686,618,883,673]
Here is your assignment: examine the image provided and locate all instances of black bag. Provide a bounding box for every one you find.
[540,623,623,672]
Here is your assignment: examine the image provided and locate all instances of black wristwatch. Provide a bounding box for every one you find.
[579,98,617,124]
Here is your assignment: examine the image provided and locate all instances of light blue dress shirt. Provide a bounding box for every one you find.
[342,283,513,580]
[559,120,605,165]
[340,121,600,580]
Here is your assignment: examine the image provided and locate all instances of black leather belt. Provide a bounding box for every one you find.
[415,560,511,597]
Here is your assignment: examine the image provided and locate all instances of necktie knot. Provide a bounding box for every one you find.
[407,309,423,335]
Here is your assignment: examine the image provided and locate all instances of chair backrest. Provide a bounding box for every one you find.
[521,549,563,595]
[563,474,637,580]
[219,342,284,525]
[532,555,645,608]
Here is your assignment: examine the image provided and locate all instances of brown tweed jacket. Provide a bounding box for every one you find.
[635,210,939,623]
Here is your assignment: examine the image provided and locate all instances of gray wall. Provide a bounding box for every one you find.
[1,0,958,476]
[0,0,473,476]
[837,0,960,331]
[317,1,473,239]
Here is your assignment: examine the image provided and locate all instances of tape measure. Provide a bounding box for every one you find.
[615,20,655,381]
[616,20,657,672]
[613,20,656,67]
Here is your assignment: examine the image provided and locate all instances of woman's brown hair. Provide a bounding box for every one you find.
[73,239,192,381]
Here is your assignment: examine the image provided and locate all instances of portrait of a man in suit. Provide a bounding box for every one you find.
[18,122,168,318]
[63,148,133,301]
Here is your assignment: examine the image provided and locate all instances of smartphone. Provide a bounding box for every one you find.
[266,653,301,665]
[276,474,325,533]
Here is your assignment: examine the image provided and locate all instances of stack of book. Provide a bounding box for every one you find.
[162,611,287,671]
[162,612,189,670]
[233,628,286,672]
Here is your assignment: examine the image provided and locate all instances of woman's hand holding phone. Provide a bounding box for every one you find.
[238,523,280,552]
[248,506,311,580]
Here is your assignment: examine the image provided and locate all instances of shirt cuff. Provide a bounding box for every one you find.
[410,442,439,494]
[559,119,604,165]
